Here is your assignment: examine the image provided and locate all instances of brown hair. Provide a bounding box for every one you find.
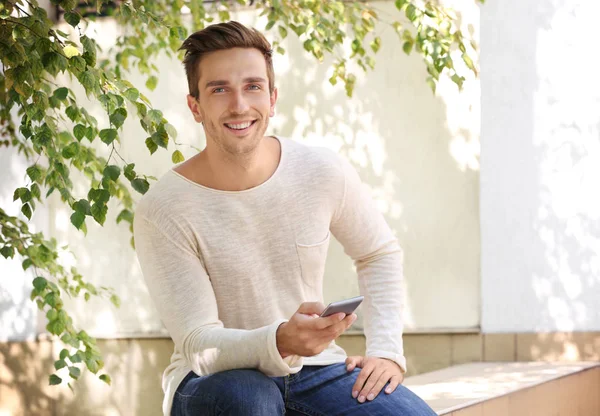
[179,21,275,98]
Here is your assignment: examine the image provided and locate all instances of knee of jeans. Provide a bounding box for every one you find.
[217,370,284,415]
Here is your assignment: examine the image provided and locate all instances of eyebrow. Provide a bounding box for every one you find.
[205,77,267,89]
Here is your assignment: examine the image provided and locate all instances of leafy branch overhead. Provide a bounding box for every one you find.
[0,0,481,389]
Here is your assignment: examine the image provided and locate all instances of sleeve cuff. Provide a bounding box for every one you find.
[261,319,304,376]
[367,350,407,374]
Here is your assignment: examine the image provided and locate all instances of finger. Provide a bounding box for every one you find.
[366,371,393,401]
[352,364,374,400]
[333,314,356,338]
[358,368,386,403]
[298,301,326,316]
[314,312,346,330]
[344,313,357,331]
[345,356,363,372]
[385,375,403,394]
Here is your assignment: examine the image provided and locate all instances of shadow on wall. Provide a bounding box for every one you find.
[0,146,44,342]
[0,339,171,416]
[269,2,481,331]
[481,0,600,349]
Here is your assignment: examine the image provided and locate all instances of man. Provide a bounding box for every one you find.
[133,21,436,416]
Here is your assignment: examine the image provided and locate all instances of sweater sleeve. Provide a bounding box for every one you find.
[133,213,303,377]
[329,156,407,373]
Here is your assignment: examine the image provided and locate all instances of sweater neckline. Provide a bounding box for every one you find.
[169,135,286,195]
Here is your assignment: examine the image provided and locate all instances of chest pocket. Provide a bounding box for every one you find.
[296,231,331,291]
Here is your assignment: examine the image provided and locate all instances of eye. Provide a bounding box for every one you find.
[248,84,261,90]
[213,87,226,93]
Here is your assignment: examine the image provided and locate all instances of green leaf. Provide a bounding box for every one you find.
[278,26,288,39]
[110,108,127,129]
[462,53,476,72]
[44,292,59,308]
[151,130,169,149]
[110,295,121,308]
[172,150,185,164]
[84,292,90,301]
[70,211,85,230]
[70,352,83,363]
[78,71,97,94]
[47,309,58,322]
[54,359,68,370]
[145,76,158,91]
[169,26,186,40]
[33,276,48,292]
[124,88,139,102]
[49,375,62,385]
[145,137,158,154]
[31,184,41,200]
[395,0,407,10]
[73,124,86,141]
[91,203,108,225]
[135,102,148,118]
[403,41,414,55]
[22,203,32,220]
[66,106,80,122]
[265,20,276,30]
[1,245,15,259]
[88,189,110,204]
[64,11,81,27]
[85,359,99,374]
[81,36,96,56]
[60,349,70,361]
[116,209,133,224]
[406,4,418,22]
[62,142,80,159]
[99,128,118,145]
[74,199,91,215]
[99,374,111,385]
[371,37,382,53]
[47,319,65,335]
[103,165,121,182]
[165,123,178,139]
[53,87,69,100]
[26,165,42,182]
[124,164,136,181]
[131,178,150,195]
[22,258,33,270]
[69,366,81,379]
[147,109,163,124]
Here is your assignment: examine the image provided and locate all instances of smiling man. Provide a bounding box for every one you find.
[133,21,436,416]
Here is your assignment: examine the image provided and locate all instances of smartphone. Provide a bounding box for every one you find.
[320,295,364,317]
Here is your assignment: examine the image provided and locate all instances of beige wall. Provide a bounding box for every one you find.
[30,0,480,341]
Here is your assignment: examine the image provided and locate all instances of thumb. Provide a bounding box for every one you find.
[345,356,363,372]
[298,301,326,316]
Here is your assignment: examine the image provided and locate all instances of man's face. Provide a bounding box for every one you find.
[187,47,277,157]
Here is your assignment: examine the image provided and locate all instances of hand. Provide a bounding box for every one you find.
[276,302,357,358]
[346,356,405,403]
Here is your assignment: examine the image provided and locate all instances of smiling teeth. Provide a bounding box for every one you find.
[226,121,253,130]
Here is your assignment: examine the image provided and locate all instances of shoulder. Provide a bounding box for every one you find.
[134,170,185,224]
[281,137,346,181]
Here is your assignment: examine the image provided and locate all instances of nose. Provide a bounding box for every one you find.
[229,90,250,115]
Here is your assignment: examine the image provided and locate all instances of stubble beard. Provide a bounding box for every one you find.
[205,115,268,161]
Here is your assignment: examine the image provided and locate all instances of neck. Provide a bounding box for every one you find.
[200,136,280,191]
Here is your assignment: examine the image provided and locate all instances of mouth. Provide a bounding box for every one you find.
[223,120,258,135]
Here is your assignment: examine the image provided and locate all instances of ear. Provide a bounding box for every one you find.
[269,88,278,117]
[186,94,203,123]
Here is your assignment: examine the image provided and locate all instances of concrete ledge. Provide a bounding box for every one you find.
[404,361,600,415]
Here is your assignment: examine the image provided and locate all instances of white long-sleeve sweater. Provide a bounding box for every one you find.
[133,136,406,415]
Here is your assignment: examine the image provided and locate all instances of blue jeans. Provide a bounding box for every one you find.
[171,363,437,415]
